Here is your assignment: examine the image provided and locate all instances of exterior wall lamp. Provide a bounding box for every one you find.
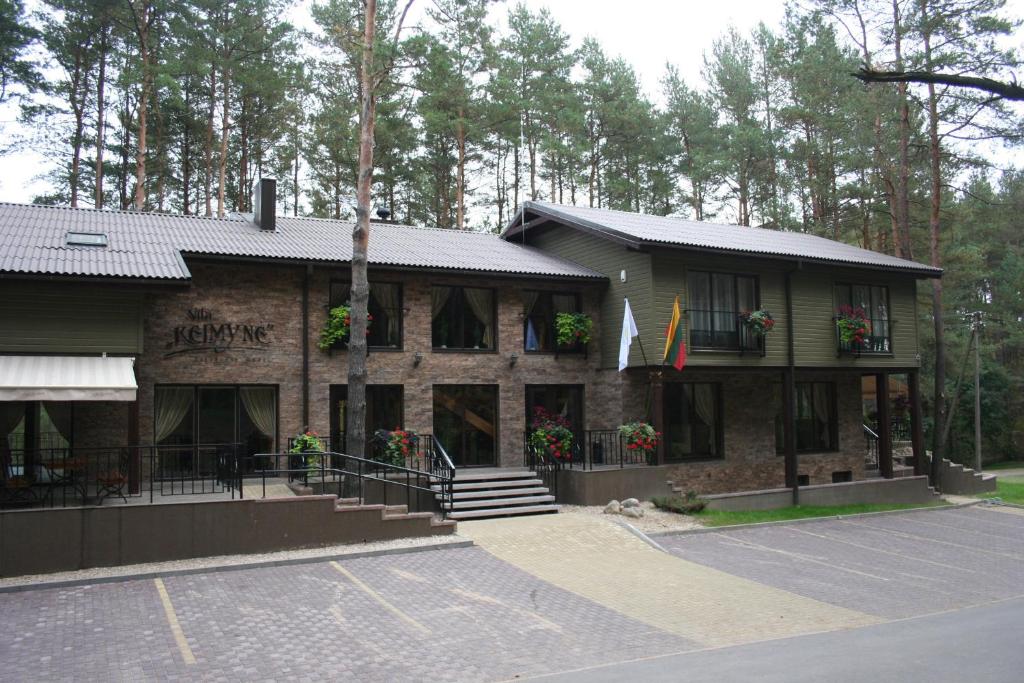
[509,352,518,368]
[413,351,423,367]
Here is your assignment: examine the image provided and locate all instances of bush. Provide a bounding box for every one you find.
[652,492,707,515]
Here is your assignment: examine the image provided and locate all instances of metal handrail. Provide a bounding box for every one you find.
[863,423,880,471]
[248,449,451,518]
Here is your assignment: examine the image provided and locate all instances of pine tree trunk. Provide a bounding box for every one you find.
[456,112,465,229]
[95,28,108,208]
[204,69,216,217]
[217,67,230,218]
[921,0,946,487]
[892,0,911,259]
[347,0,379,460]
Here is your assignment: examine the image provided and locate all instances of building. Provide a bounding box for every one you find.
[0,180,940,511]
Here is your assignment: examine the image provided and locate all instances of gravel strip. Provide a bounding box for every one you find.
[0,534,470,592]
[559,501,704,533]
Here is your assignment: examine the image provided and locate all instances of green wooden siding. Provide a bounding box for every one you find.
[791,264,920,368]
[528,225,652,369]
[526,224,923,370]
[0,283,144,354]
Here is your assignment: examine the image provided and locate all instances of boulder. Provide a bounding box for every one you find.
[621,506,645,519]
[604,500,622,514]
[622,497,641,508]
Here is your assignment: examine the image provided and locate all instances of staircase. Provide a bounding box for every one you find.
[925,457,997,495]
[432,468,559,520]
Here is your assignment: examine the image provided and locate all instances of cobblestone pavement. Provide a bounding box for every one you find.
[0,545,691,682]
[659,505,1024,620]
[2,505,1019,682]
[459,513,880,648]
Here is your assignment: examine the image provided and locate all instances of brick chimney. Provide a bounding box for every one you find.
[254,177,276,231]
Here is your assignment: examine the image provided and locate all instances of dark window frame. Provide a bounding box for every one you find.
[686,270,761,352]
[522,290,584,354]
[776,381,839,454]
[664,381,725,462]
[328,279,405,351]
[833,282,892,355]
[431,285,498,353]
[152,382,279,454]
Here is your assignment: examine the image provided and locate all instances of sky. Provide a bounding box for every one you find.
[0,0,1019,206]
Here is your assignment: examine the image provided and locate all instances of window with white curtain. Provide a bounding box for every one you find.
[329,281,403,348]
[687,271,758,350]
[522,291,582,352]
[664,382,722,461]
[431,286,495,350]
[775,382,838,453]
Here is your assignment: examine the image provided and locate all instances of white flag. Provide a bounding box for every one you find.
[618,298,638,371]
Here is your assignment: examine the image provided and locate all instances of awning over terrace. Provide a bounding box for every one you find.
[0,355,137,401]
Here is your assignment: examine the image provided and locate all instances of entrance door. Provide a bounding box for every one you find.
[329,385,404,454]
[433,385,498,467]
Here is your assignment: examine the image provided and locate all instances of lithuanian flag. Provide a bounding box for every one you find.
[663,296,687,371]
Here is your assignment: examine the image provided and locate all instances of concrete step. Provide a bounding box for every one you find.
[449,504,560,520]
[451,468,534,482]
[448,494,556,510]
[438,486,550,501]
[432,478,544,492]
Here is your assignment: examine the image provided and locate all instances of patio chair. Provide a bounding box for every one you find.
[0,445,38,508]
[95,451,130,505]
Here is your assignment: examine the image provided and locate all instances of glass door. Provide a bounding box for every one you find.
[197,387,235,477]
[433,385,497,467]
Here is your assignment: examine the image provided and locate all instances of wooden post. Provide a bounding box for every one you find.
[782,368,797,497]
[876,371,894,479]
[128,400,140,494]
[908,369,926,477]
[651,371,665,466]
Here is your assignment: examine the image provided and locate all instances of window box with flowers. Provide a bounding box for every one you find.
[528,406,575,463]
[373,428,418,468]
[737,309,774,355]
[618,421,661,465]
[554,312,593,357]
[319,305,373,351]
[290,431,326,473]
[835,305,872,354]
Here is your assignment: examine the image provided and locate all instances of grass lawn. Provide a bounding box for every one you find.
[977,475,1024,505]
[692,501,947,527]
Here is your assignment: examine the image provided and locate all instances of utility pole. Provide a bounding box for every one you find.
[973,311,982,472]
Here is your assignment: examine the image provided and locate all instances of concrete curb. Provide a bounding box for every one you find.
[614,519,669,554]
[0,538,475,595]
[647,500,981,538]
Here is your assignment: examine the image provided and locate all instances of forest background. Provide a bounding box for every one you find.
[1,0,1022,466]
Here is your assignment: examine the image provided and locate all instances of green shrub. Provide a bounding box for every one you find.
[652,492,707,515]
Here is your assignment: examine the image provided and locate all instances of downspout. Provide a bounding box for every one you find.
[785,262,800,506]
[302,264,311,430]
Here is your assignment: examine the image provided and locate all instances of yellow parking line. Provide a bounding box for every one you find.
[329,561,430,635]
[154,578,196,665]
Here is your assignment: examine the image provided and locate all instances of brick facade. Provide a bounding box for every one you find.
[68,260,866,491]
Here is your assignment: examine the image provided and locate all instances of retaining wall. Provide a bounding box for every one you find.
[701,475,938,512]
[0,495,453,578]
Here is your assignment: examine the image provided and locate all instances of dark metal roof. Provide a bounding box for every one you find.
[0,202,604,281]
[504,201,942,277]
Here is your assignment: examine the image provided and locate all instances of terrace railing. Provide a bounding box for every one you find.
[687,310,766,356]
[0,443,242,509]
[522,436,560,499]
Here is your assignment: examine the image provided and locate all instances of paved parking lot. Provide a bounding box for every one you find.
[659,505,1024,619]
[1,505,1021,682]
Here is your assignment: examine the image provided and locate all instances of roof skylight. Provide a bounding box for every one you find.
[66,231,108,247]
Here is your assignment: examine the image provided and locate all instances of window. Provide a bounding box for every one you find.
[433,385,498,467]
[432,286,495,350]
[776,382,837,453]
[523,291,582,352]
[834,284,890,353]
[687,271,759,351]
[525,385,584,436]
[329,282,403,348]
[329,384,404,453]
[154,385,277,475]
[66,231,108,247]
[664,383,722,461]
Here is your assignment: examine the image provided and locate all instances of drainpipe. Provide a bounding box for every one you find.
[302,264,311,430]
[784,262,800,506]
